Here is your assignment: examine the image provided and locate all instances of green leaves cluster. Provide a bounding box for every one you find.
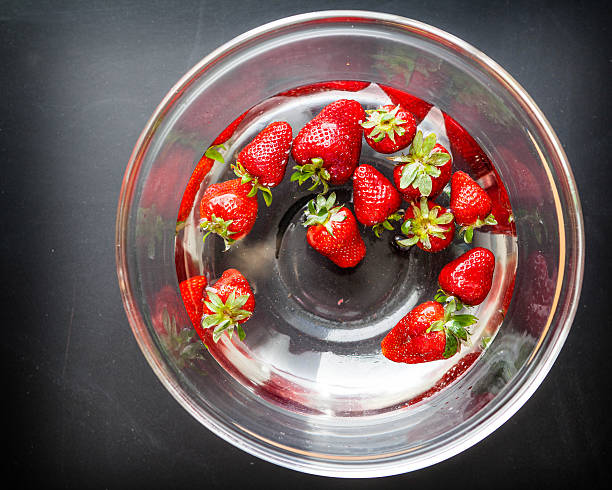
[303,192,345,237]
[232,161,273,206]
[199,213,236,251]
[361,105,408,143]
[389,131,451,197]
[430,292,478,358]
[201,290,252,343]
[396,197,454,250]
[290,157,330,194]
[459,213,498,243]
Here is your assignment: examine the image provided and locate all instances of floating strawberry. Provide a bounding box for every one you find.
[450,171,497,242]
[291,99,364,192]
[438,247,496,306]
[176,145,225,231]
[201,269,255,342]
[379,84,433,123]
[179,275,208,329]
[381,299,477,364]
[303,192,366,268]
[361,104,417,154]
[389,131,452,201]
[232,121,293,206]
[352,164,403,237]
[397,197,455,252]
[199,179,258,250]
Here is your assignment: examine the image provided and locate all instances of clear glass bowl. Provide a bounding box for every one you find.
[116,11,584,477]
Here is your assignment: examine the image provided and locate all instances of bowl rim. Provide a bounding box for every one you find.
[115,10,585,477]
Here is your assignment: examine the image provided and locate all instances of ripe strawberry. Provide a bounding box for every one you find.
[199,179,258,250]
[438,247,496,306]
[443,112,492,179]
[279,80,370,96]
[201,268,255,342]
[176,144,225,231]
[352,164,402,236]
[450,171,497,243]
[233,121,293,206]
[303,192,366,268]
[390,131,452,201]
[179,275,208,329]
[291,99,364,192]
[381,299,477,364]
[397,198,455,252]
[361,104,417,154]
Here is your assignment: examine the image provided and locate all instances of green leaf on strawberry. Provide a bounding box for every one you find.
[291,157,330,194]
[426,292,477,358]
[389,131,451,197]
[303,192,345,237]
[199,213,236,251]
[202,290,253,343]
[232,161,274,207]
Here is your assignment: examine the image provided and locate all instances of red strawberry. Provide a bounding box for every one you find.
[352,164,402,236]
[176,145,226,231]
[450,171,497,243]
[233,121,293,206]
[199,179,258,250]
[201,269,255,343]
[361,104,417,154]
[179,275,208,330]
[304,192,366,268]
[279,80,370,96]
[390,131,452,202]
[212,111,249,146]
[381,299,477,364]
[438,247,496,306]
[291,99,364,192]
[398,198,455,252]
[443,112,492,179]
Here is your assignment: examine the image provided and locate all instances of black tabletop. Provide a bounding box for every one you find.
[2,0,610,488]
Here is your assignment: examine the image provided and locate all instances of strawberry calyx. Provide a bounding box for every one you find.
[397,198,454,249]
[303,192,346,237]
[201,287,252,342]
[361,105,409,143]
[389,131,450,196]
[458,213,497,243]
[429,292,478,358]
[232,162,273,207]
[372,210,404,238]
[199,213,236,251]
[291,157,331,194]
[160,307,206,367]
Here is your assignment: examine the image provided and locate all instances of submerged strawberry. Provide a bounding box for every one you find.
[201,269,255,343]
[361,104,417,154]
[381,298,477,364]
[450,171,497,242]
[179,275,208,329]
[438,247,496,306]
[199,179,258,250]
[390,131,452,201]
[304,192,366,268]
[397,198,455,252]
[233,121,293,206]
[291,99,364,192]
[352,164,403,237]
[279,81,370,96]
[176,145,225,231]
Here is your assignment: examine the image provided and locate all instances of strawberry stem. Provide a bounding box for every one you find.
[199,213,236,251]
[201,289,252,342]
[291,157,330,194]
[232,162,273,206]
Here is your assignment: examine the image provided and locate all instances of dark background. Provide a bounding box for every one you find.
[2,0,610,488]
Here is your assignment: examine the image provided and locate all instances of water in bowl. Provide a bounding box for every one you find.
[174,82,517,416]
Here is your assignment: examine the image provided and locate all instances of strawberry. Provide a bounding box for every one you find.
[389,131,452,202]
[291,99,364,192]
[199,179,258,250]
[279,80,370,96]
[450,171,497,243]
[361,104,417,154]
[201,268,255,342]
[443,112,492,179]
[179,275,208,329]
[176,145,225,231]
[381,298,477,364]
[397,197,455,252]
[352,164,403,236]
[212,111,249,146]
[438,247,496,306]
[303,192,366,268]
[232,121,293,206]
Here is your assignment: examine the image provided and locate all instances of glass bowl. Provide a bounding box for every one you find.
[116,11,584,477]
